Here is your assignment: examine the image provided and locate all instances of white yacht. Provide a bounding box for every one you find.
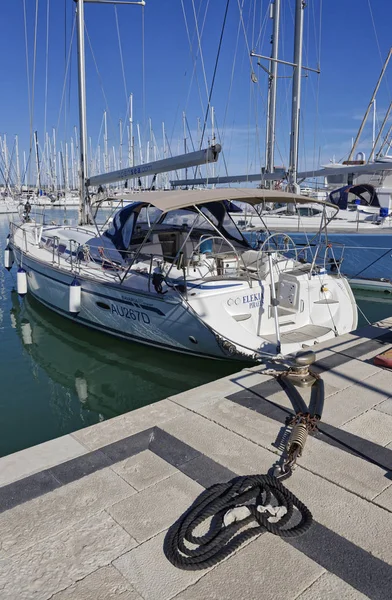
[0,195,19,215]
[8,188,358,361]
[230,182,392,233]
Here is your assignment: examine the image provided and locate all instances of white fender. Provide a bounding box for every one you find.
[4,247,14,271]
[69,278,81,313]
[17,268,27,296]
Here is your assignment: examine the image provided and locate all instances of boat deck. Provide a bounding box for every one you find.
[1,319,392,599]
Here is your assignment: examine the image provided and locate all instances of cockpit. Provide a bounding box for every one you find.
[98,201,251,266]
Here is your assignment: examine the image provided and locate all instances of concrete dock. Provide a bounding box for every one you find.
[1,319,392,599]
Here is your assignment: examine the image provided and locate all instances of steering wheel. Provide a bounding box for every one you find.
[257,233,298,272]
[193,235,227,255]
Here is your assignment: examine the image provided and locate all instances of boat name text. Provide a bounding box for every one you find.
[111,303,151,324]
[243,292,263,309]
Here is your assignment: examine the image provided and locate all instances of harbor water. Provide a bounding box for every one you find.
[1,209,392,457]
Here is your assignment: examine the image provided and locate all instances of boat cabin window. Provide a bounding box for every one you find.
[157,203,249,249]
[103,200,250,265]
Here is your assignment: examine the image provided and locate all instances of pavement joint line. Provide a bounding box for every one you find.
[291,571,328,600]
[177,402,392,509]
[286,522,392,600]
[339,399,392,428]
[372,480,392,504]
[1,424,392,598]
[226,386,392,476]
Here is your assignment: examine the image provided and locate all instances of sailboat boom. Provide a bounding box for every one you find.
[87,144,222,187]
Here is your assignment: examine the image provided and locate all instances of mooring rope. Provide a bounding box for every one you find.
[164,474,312,570]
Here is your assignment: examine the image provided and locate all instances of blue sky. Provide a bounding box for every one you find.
[1,0,391,184]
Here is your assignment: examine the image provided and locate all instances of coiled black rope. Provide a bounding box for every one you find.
[164,474,312,570]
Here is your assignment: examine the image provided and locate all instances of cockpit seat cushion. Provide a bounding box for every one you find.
[240,250,269,275]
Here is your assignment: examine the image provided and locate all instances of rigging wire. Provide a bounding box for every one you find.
[22,0,31,142]
[236,0,268,172]
[32,0,39,189]
[141,2,146,147]
[199,0,231,149]
[43,0,50,166]
[367,0,391,99]
[55,16,76,138]
[311,0,322,173]
[84,25,116,140]
[181,0,210,120]
[191,0,212,123]
[220,0,244,165]
[348,246,392,281]
[64,0,68,141]
[114,5,129,142]
[66,0,73,152]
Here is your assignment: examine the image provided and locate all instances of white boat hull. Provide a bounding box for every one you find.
[11,247,244,360]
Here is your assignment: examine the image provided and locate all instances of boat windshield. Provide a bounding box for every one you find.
[158,202,250,248]
[103,199,250,257]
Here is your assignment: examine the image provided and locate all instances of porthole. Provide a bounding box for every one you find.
[96,301,110,310]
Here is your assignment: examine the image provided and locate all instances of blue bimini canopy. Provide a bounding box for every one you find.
[103,202,144,252]
[329,184,380,210]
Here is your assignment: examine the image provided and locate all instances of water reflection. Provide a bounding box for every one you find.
[10,292,240,422]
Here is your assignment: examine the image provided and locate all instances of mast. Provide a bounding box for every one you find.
[369,101,392,162]
[211,106,215,184]
[119,118,123,169]
[23,151,27,188]
[52,128,57,191]
[75,0,89,225]
[34,131,41,191]
[15,135,21,191]
[129,92,134,167]
[3,135,8,185]
[265,0,280,184]
[183,111,187,185]
[377,120,392,159]
[348,48,392,162]
[103,110,108,173]
[71,137,75,189]
[288,0,305,193]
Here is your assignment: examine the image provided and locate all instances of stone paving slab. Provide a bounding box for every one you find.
[286,469,392,564]
[342,409,392,447]
[111,449,178,491]
[71,399,187,451]
[0,434,87,486]
[160,412,277,475]
[296,572,369,600]
[107,471,203,543]
[376,398,392,416]
[173,534,324,600]
[51,565,143,600]
[0,468,136,559]
[0,320,392,599]
[372,481,392,512]
[113,530,210,600]
[0,512,136,600]
[169,370,275,411]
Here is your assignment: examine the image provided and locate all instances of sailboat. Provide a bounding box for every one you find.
[5,0,358,361]
[0,196,19,215]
